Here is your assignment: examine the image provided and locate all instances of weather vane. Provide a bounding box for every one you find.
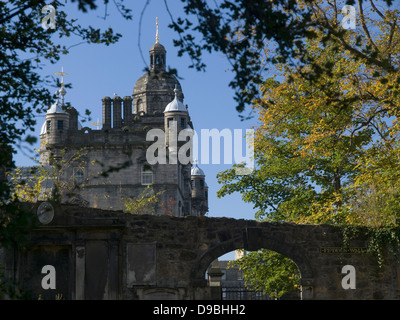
[54,66,68,89]
[91,118,101,130]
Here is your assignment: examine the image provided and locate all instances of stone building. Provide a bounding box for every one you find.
[38,30,208,216]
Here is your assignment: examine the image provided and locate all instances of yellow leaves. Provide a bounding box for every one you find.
[246,4,400,229]
[123,186,165,215]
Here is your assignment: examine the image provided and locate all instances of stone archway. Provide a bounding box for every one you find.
[3,205,400,300]
[190,225,315,299]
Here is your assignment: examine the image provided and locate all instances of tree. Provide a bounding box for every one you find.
[170,0,397,116]
[8,148,91,204]
[0,0,132,247]
[229,249,300,299]
[218,0,400,295]
[1,0,130,166]
[218,1,400,225]
[123,185,165,216]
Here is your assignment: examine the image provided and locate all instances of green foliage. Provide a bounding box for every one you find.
[123,185,165,215]
[0,0,132,248]
[7,148,89,204]
[216,0,400,293]
[218,1,400,227]
[172,0,396,115]
[229,249,300,299]
[1,0,127,157]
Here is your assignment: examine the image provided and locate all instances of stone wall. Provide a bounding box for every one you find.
[1,203,399,300]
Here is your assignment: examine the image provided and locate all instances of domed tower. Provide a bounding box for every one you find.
[39,84,70,165]
[132,18,183,118]
[164,86,189,159]
[149,27,166,73]
[191,163,208,216]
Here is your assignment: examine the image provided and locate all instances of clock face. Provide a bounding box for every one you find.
[37,202,54,225]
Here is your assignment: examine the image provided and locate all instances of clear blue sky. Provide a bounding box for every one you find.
[13,0,260,231]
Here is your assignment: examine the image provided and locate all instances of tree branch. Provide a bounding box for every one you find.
[358,0,379,53]
[369,0,385,20]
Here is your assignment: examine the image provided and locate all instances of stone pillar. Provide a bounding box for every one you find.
[113,96,122,129]
[102,97,111,129]
[75,245,85,300]
[107,240,119,299]
[300,278,314,300]
[208,260,223,300]
[123,96,132,125]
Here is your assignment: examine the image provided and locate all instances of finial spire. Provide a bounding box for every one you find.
[54,66,68,105]
[156,17,159,43]
[54,66,68,89]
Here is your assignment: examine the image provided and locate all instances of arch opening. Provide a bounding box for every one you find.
[204,248,301,300]
[191,230,314,300]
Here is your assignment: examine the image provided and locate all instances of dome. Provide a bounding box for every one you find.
[133,71,183,98]
[164,88,186,113]
[191,163,205,176]
[46,101,66,115]
[133,32,184,104]
[46,87,67,115]
[149,42,166,52]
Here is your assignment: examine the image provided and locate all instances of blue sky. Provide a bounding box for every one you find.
[13,0,260,235]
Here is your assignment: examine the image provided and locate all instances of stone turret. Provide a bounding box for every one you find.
[132,19,183,117]
[191,163,208,216]
[164,86,189,159]
[39,86,70,165]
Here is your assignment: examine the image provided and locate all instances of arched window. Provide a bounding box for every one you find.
[141,165,153,185]
[137,99,143,113]
[73,167,84,185]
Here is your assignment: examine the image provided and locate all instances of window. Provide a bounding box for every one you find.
[191,180,194,188]
[137,99,143,113]
[167,118,173,128]
[200,179,204,188]
[222,270,227,281]
[141,165,153,185]
[73,167,84,185]
[57,120,64,130]
[180,118,185,128]
[46,120,51,132]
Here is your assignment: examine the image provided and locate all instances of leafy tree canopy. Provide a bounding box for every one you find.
[216,0,400,297]
[0,0,132,246]
[171,0,397,116]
